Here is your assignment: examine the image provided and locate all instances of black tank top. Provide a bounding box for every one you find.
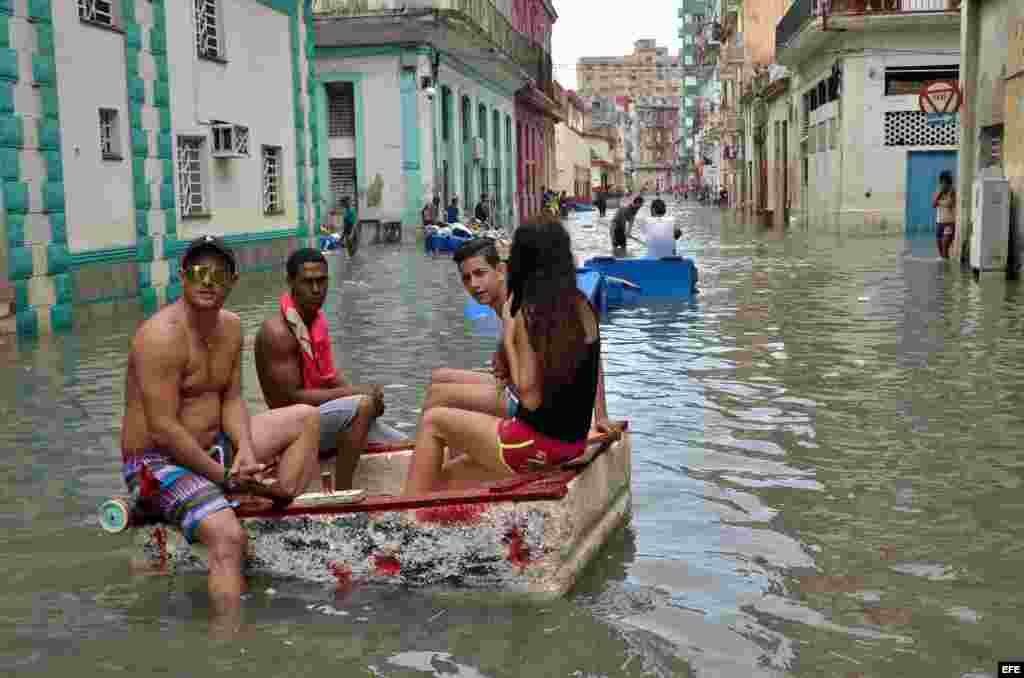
[518,332,601,444]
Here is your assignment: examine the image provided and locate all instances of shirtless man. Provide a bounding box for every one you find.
[423,238,613,434]
[120,235,321,622]
[254,248,390,490]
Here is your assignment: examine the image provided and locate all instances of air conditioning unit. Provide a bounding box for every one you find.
[211,123,250,158]
[970,175,1010,274]
[473,137,486,161]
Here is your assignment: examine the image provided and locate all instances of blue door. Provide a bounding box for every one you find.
[905,150,957,236]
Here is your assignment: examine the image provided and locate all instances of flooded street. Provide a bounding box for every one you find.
[1,203,1022,677]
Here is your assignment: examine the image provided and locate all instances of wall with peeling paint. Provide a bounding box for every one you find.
[955,0,1023,266]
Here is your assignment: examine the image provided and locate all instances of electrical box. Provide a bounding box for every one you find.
[970,176,1010,273]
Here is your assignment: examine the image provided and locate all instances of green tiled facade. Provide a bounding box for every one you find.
[0,0,320,337]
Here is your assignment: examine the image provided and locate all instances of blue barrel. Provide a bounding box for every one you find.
[582,256,698,297]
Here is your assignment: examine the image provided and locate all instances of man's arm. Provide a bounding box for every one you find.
[256,321,377,407]
[221,317,262,477]
[134,325,225,483]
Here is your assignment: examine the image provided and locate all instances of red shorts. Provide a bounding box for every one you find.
[496,418,586,473]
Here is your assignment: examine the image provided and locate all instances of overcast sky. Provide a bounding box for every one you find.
[551,0,681,91]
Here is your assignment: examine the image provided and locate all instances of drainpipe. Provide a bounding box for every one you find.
[429,47,441,207]
[836,58,845,232]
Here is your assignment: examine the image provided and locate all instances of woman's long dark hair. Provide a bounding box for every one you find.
[506,214,587,395]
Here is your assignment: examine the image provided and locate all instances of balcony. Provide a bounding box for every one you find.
[776,0,961,67]
[314,0,547,91]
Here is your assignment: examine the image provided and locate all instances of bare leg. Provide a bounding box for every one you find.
[423,382,506,417]
[403,407,511,495]
[196,509,247,636]
[250,404,321,499]
[438,456,508,490]
[941,232,954,259]
[334,396,373,490]
[430,367,495,386]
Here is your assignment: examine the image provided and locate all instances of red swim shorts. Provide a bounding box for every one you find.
[496,418,586,473]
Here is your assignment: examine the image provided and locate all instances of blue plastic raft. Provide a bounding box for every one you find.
[581,256,698,298]
[464,269,639,323]
[426,232,473,254]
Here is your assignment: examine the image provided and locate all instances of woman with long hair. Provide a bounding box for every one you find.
[404,215,612,494]
[933,170,957,259]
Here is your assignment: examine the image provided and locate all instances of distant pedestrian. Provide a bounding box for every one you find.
[474,194,490,225]
[933,170,957,260]
[422,195,440,228]
[610,196,644,251]
[594,192,608,218]
[447,197,460,225]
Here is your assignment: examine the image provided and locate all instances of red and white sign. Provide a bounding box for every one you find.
[919,80,963,114]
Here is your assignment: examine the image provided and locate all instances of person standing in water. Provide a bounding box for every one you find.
[640,196,681,259]
[933,170,957,260]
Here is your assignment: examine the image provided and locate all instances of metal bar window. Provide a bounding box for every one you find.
[262,146,282,215]
[194,0,221,59]
[177,137,207,217]
[78,0,114,26]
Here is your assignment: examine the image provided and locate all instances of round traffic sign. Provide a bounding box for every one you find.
[919,80,962,114]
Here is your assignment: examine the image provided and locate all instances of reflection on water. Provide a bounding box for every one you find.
[1,205,1023,677]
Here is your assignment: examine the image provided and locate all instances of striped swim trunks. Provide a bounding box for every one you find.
[122,433,234,544]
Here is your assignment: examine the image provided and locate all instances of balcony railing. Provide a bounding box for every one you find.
[313,0,549,94]
[776,0,957,52]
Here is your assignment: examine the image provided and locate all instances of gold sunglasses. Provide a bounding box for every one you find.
[182,264,235,287]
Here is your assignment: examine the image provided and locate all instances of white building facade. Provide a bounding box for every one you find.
[313,1,530,230]
[774,3,961,232]
[1,0,320,335]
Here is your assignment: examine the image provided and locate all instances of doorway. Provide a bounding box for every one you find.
[904,150,957,236]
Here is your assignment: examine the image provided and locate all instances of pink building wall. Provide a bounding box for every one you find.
[513,0,557,220]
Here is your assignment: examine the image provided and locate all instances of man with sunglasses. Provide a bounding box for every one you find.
[255,248,399,492]
[120,235,322,624]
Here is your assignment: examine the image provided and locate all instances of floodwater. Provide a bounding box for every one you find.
[1,203,1022,677]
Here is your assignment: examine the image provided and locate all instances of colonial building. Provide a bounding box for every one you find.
[0,0,319,336]
[634,96,679,192]
[582,96,626,193]
[553,85,591,200]
[578,40,684,192]
[679,1,723,194]
[313,0,526,230]
[954,0,1023,267]
[513,0,560,219]
[774,0,961,231]
[577,40,684,100]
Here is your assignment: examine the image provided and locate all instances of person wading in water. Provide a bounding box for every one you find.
[933,170,957,260]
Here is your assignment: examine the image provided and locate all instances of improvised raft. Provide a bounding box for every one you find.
[101,429,631,601]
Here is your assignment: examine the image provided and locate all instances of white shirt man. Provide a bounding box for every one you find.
[638,216,677,259]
